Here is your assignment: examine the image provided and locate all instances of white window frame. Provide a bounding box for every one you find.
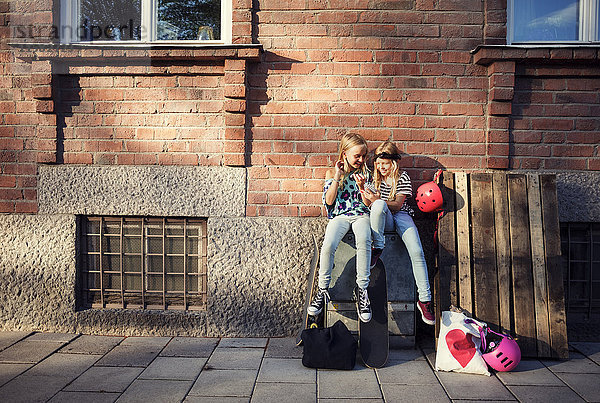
[508,0,599,44]
[60,0,232,45]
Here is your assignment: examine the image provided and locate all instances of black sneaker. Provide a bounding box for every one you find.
[354,286,372,323]
[307,288,329,316]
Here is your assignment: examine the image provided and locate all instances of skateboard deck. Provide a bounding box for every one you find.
[358,259,389,368]
[296,234,323,346]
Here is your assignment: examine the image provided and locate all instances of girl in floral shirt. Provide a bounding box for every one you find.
[307,133,373,323]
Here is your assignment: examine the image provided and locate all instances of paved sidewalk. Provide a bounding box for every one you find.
[0,332,599,402]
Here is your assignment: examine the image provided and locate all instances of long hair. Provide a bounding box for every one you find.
[337,133,369,184]
[373,141,401,200]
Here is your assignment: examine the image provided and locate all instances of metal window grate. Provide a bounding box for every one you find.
[561,222,600,318]
[79,216,208,311]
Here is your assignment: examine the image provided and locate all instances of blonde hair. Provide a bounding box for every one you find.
[337,133,369,184]
[373,141,401,200]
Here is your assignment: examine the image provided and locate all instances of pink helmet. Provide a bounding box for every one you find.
[415,181,443,213]
[480,328,521,372]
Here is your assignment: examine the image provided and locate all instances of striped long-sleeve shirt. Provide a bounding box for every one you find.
[367,171,415,216]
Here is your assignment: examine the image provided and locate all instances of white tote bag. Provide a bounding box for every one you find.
[435,311,490,376]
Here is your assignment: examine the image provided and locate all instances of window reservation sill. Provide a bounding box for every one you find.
[472,45,600,66]
[10,42,263,61]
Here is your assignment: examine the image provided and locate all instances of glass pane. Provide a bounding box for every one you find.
[571,261,590,281]
[145,220,163,235]
[125,274,142,290]
[166,275,184,291]
[104,273,121,290]
[79,0,142,41]
[124,236,142,253]
[157,0,221,40]
[147,274,163,291]
[124,220,142,235]
[124,255,142,272]
[147,237,163,254]
[187,275,199,292]
[87,272,100,289]
[147,256,163,273]
[103,220,121,234]
[86,254,100,271]
[166,222,184,236]
[187,238,199,255]
[166,256,184,273]
[187,256,199,274]
[87,219,100,234]
[166,237,185,254]
[187,224,201,237]
[513,0,579,42]
[87,235,100,252]
[103,254,121,271]
[570,242,589,260]
[103,235,121,253]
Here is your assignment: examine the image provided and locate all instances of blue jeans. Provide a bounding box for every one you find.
[370,199,431,302]
[319,214,372,290]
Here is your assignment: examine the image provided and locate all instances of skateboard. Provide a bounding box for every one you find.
[296,234,324,346]
[357,259,389,368]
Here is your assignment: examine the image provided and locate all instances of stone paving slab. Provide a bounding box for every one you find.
[555,372,600,402]
[257,358,316,383]
[496,359,564,386]
[120,336,172,347]
[206,347,264,370]
[570,342,600,366]
[95,344,163,367]
[188,369,258,397]
[0,363,32,387]
[184,397,249,403]
[218,338,268,348]
[376,359,439,385]
[26,332,79,343]
[0,331,31,351]
[264,337,303,358]
[116,379,194,403]
[27,353,100,378]
[318,368,382,399]
[138,357,207,380]
[251,382,316,403]
[319,399,383,403]
[506,385,585,402]
[0,340,65,364]
[387,348,426,362]
[59,335,124,355]
[435,371,514,401]
[48,391,121,403]
[0,374,75,403]
[381,383,450,403]
[64,366,144,393]
[160,337,219,358]
[542,352,600,374]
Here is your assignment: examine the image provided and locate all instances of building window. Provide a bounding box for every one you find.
[79,216,208,311]
[60,0,232,44]
[508,0,599,43]
[561,222,600,318]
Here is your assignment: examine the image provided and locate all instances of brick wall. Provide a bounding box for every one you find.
[511,66,600,171]
[1,0,599,218]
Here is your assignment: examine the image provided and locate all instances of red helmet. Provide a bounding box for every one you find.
[415,181,443,213]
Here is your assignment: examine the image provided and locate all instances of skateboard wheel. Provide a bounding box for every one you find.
[310,323,318,329]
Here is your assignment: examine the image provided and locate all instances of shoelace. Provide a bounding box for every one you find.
[358,289,370,311]
[312,289,329,307]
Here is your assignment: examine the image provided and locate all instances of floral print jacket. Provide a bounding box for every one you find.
[322,172,371,219]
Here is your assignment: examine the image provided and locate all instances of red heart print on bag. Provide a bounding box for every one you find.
[445,329,476,368]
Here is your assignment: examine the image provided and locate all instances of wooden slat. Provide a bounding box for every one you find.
[492,173,513,335]
[470,173,499,330]
[507,174,537,357]
[436,171,456,340]
[540,174,569,359]
[527,174,552,357]
[454,172,472,313]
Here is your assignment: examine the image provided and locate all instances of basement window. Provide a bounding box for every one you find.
[79,216,208,311]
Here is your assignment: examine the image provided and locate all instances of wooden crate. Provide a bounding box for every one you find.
[435,172,568,359]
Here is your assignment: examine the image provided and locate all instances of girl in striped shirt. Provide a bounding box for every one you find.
[362,141,435,325]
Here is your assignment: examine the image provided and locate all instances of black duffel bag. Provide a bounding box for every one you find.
[301,320,357,370]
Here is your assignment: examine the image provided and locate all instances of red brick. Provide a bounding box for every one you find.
[15,201,37,213]
[0,176,16,187]
[299,206,322,217]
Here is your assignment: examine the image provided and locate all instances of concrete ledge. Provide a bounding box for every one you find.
[557,172,600,222]
[38,165,246,217]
